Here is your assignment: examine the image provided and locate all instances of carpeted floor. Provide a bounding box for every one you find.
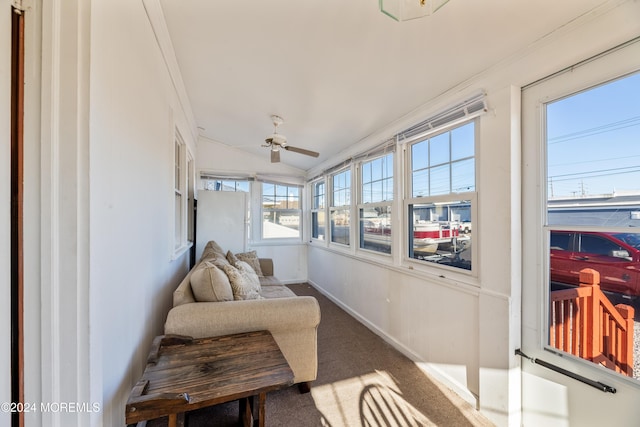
[146,283,495,426]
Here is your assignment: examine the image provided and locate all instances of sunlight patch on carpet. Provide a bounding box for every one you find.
[311,370,436,427]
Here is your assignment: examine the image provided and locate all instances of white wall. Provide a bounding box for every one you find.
[253,244,308,283]
[0,1,13,425]
[307,2,640,426]
[89,0,196,424]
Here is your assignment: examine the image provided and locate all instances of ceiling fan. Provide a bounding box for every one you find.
[263,115,320,163]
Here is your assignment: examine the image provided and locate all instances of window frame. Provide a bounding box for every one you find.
[541,72,640,380]
[174,136,183,250]
[403,119,478,276]
[311,179,326,242]
[172,130,192,258]
[260,181,303,242]
[357,152,394,256]
[329,167,352,247]
[522,40,640,387]
[201,176,250,192]
[187,152,195,246]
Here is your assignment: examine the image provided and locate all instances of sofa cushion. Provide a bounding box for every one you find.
[259,275,282,287]
[190,261,234,302]
[258,258,274,277]
[259,284,297,299]
[223,263,262,301]
[235,250,264,277]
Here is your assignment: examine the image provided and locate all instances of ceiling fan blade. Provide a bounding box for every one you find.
[283,145,320,158]
[271,149,280,163]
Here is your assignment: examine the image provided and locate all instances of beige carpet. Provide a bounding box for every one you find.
[146,283,494,427]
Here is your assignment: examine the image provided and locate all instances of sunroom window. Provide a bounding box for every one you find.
[202,177,249,192]
[406,121,476,271]
[262,182,302,240]
[174,136,183,250]
[544,71,640,380]
[311,180,326,240]
[330,169,351,246]
[359,153,393,254]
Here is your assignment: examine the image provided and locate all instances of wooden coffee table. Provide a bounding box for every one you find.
[125,330,294,427]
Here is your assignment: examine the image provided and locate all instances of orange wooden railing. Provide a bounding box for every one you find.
[550,268,635,377]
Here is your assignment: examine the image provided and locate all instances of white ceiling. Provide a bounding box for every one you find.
[159,0,610,171]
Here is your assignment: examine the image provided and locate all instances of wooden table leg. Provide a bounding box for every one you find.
[239,394,266,427]
[240,396,253,427]
[256,392,266,427]
[167,412,185,427]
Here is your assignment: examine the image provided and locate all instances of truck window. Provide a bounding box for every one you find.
[550,232,571,250]
[578,234,622,256]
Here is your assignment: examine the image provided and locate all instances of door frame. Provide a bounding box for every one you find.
[10,5,25,427]
[521,38,640,425]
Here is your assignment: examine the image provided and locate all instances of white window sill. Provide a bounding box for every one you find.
[171,241,193,261]
[250,239,304,247]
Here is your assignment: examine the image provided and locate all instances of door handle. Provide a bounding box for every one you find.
[574,256,589,261]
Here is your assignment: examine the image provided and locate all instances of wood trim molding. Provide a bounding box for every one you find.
[38,0,93,425]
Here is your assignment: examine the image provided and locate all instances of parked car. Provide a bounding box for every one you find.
[550,230,640,297]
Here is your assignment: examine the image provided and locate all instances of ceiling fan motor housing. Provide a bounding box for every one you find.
[268,133,287,145]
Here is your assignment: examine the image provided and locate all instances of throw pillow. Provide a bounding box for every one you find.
[204,240,226,257]
[222,263,261,301]
[235,260,261,287]
[209,252,231,269]
[190,261,234,302]
[235,250,264,277]
[226,250,240,267]
[200,247,218,263]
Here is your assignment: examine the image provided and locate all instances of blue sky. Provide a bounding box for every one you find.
[546,71,640,198]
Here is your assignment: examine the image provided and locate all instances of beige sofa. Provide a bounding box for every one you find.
[164,241,321,390]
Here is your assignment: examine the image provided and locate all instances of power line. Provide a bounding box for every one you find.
[550,164,640,179]
[549,154,640,168]
[548,116,640,145]
[549,167,640,183]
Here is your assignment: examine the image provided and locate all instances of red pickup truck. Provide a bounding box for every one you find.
[550,230,640,297]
